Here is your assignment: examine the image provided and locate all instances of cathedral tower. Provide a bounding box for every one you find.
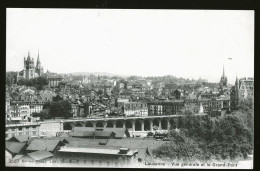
[24,52,35,79]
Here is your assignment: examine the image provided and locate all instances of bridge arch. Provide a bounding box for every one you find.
[96,121,104,127]
[144,120,150,131]
[135,120,142,131]
[75,122,83,127]
[161,118,168,130]
[125,120,132,129]
[106,120,114,128]
[63,123,73,130]
[85,122,93,127]
[116,120,124,128]
[153,119,159,128]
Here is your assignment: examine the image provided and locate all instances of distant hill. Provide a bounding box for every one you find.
[61,72,127,77]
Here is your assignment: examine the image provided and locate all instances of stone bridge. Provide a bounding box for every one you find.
[60,114,206,132]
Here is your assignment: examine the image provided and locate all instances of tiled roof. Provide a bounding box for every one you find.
[58,146,136,156]
[13,154,24,161]
[73,127,129,138]
[94,131,114,138]
[104,128,129,138]
[67,138,107,147]
[27,150,54,161]
[5,141,26,154]
[8,134,29,143]
[26,139,63,152]
[106,138,166,150]
[69,131,94,137]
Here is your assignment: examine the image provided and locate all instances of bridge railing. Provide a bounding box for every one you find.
[30,113,207,123]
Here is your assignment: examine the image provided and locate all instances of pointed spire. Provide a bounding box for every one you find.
[37,49,40,63]
[27,51,30,59]
[222,65,225,77]
[235,74,238,85]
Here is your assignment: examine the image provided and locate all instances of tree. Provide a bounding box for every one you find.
[153,130,204,161]
[52,95,63,102]
[97,89,103,96]
[33,76,48,90]
[180,104,198,115]
[32,110,51,119]
[6,72,14,86]
[43,101,52,109]
[44,100,73,119]
[238,96,254,110]
[153,113,253,162]
[17,78,26,86]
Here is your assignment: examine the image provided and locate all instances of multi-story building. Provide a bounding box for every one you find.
[17,105,31,120]
[148,100,185,116]
[48,76,63,88]
[199,97,230,116]
[230,77,254,110]
[118,102,148,116]
[11,101,44,115]
[5,123,41,140]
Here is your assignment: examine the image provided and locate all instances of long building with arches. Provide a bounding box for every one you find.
[61,114,206,133]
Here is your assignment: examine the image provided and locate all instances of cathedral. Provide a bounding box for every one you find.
[17,51,44,81]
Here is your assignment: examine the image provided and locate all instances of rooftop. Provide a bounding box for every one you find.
[58,146,137,156]
[27,150,54,161]
[6,141,26,154]
[26,139,63,152]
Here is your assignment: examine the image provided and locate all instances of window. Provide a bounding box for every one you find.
[18,127,23,131]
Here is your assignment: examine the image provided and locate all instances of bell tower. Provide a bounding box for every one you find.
[24,51,36,79]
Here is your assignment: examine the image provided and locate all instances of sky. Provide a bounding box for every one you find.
[6,9,254,84]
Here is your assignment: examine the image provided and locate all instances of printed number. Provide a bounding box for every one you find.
[9,159,18,163]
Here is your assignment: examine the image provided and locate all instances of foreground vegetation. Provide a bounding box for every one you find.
[153,97,253,162]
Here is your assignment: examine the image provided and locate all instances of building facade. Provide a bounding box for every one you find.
[119,102,148,116]
[5,123,40,140]
[48,77,63,88]
[231,77,254,110]
[147,100,185,116]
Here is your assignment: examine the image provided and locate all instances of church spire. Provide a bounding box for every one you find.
[27,51,30,59]
[37,49,40,63]
[222,65,225,77]
[36,49,41,69]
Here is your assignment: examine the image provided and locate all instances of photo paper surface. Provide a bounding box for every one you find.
[5,9,254,169]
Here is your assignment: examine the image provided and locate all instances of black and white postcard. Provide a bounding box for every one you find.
[5,8,254,169]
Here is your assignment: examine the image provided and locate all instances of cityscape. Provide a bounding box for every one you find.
[5,9,254,168]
